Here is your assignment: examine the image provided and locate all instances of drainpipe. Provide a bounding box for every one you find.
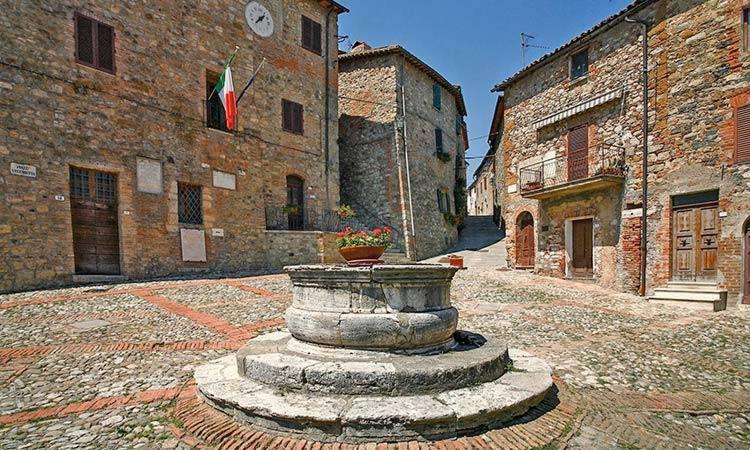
[394,117,413,258]
[323,8,333,209]
[399,65,417,260]
[625,16,649,296]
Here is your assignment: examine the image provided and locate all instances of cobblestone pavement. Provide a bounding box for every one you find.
[1,268,749,449]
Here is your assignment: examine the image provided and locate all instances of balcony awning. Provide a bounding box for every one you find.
[532,87,626,130]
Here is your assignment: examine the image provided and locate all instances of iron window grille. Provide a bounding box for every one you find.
[178,184,203,225]
[70,167,91,200]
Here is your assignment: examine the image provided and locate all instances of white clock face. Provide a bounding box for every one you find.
[245,1,274,37]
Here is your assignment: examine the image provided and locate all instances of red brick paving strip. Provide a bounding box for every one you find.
[0,387,182,425]
[169,387,577,449]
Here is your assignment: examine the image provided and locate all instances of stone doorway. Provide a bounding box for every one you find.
[516,212,535,268]
[571,218,594,277]
[671,191,719,282]
[69,167,121,275]
[744,218,750,304]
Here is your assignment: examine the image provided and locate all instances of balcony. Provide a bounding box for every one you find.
[518,144,626,200]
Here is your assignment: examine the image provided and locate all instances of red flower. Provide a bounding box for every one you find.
[383,226,392,234]
[372,228,382,235]
[338,231,346,238]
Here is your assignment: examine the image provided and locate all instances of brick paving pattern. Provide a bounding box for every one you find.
[0,268,748,449]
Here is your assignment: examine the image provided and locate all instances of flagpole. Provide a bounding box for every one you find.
[237,58,266,105]
[208,46,240,101]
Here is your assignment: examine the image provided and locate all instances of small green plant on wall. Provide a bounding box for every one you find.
[435,152,451,163]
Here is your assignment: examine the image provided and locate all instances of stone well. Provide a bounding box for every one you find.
[195,265,552,443]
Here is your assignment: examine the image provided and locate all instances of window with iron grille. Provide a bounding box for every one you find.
[301,16,322,55]
[95,171,117,203]
[737,103,750,163]
[70,167,91,200]
[570,48,588,80]
[75,13,115,73]
[178,184,203,225]
[435,128,444,153]
[206,70,229,132]
[282,99,304,134]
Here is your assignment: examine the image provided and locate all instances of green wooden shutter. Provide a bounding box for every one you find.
[433,84,441,110]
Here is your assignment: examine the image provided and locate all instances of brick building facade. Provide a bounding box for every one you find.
[338,43,468,260]
[494,0,750,307]
[0,0,347,293]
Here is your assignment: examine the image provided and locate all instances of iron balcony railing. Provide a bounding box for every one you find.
[518,143,626,194]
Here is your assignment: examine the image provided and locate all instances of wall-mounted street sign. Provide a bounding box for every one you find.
[10,163,36,178]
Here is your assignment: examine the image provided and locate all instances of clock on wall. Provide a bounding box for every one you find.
[245,1,274,37]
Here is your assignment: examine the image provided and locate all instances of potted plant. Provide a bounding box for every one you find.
[283,203,301,215]
[335,204,355,220]
[523,181,543,191]
[336,226,393,266]
[443,212,458,227]
[435,152,452,163]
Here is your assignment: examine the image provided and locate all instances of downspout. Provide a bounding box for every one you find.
[323,8,333,209]
[399,64,417,260]
[625,16,649,296]
[394,117,413,257]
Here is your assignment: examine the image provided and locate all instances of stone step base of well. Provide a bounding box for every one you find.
[196,346,552,443]
[649,284,727,312]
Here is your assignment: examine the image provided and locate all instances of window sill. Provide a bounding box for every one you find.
[301,45,322,56]
[568,75,589,86]
[206,127,235,136]
[282,129,305,136]
[75,61,116,76]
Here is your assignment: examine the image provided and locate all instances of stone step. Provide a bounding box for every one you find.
[236,331,509,395]
[649,285,728,312]
[72,274,128,284]
[196,348,552,443]
[382,252,412,264]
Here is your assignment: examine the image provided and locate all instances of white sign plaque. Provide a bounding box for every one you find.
[54,195,65,201]
[180,229,207,262]
[213,170,236,190]
[136,157,163,194]
[212,228,225,237]
[10,163,36,178]
[507,183,518,194]
[622,208,643,219]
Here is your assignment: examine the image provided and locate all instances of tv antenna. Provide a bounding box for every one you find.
[521,33,549,66]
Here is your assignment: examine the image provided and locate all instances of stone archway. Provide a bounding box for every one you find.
[516,212,535,268]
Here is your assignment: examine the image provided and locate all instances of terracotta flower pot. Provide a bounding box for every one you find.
[339,246,386,266]
[448,255,464,269]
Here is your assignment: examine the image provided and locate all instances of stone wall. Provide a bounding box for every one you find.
[498,0,750,303]
[0,0,343,292]
[338,47,464,260]
[264,231,343,269]
[470,164,495,216]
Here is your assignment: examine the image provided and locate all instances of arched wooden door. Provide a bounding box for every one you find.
[516,212,535,268]
[286,175,304,231]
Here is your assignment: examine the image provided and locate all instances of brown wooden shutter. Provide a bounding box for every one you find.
[282,100,293,131]
[294,103,304,134]
[312,20,322,54]
[567,124,589,180]
[736,104,750,163]
[97,22,114,72]
[301,16,311,49]
[75,15,94,64]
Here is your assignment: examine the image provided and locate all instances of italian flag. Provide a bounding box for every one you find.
[214,66,236,130]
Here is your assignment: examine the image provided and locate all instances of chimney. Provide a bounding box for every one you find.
[351,41,372,53]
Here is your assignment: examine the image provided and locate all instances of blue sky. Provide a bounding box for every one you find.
[338,0,632,182]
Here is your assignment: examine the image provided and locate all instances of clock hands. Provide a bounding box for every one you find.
[256,14,265,24]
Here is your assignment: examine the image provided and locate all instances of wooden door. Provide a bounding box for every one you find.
[744,225,750,304]
[571,218,593,277]
[516,213,535,268]
[672,204,718,281]
[286,175,304,231]
[567,124,589,181]
[70,167,120,275]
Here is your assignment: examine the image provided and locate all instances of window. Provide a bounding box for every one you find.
[433,83,442,110]
[570,48,589,80]
[206,70,229,132]
[178,184,203,225]
[455,115,462,135]
[282,99,304,134]
[435,128,444,153]
[744,9,750,51]
[437,190,451,213]
[75,13,115,73]
[737,103,750,163]
[301,16,322,55]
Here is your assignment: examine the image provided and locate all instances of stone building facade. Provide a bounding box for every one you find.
[338,43,468,260]
[468,158,494,216]
[0,0,347,292]
[494,0,750,307]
